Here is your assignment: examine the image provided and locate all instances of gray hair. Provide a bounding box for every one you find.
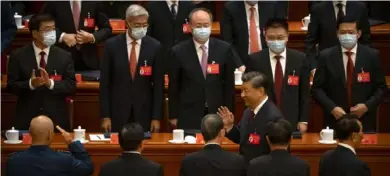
[188,8,213,23]
[126,4,149,19]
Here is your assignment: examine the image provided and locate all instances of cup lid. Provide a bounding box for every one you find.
[7,127,19,132]
[14,13,22,18]
[74,126,85,131]
[322,126,333,132]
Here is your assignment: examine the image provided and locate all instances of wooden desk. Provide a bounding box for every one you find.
[1,77,390,133]
[2,133,390,176]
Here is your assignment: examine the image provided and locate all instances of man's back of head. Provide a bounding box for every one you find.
[335,113,363,148]
[201,114,225,143]
[29,115,54,145]
[119,122,145,152]
[265,118,293,150]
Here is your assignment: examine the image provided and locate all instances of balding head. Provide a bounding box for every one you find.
[29,115,54,145]
[189,8,212,27]
[201,114,224,142]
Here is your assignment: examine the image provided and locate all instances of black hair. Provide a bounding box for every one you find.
[29,13,54,34]
[119,122,145,151]
[266,118,293,145]
[241,71,269,92]
[264,18,289,32]
[335,114,361,141]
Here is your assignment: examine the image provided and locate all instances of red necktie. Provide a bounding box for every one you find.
[345,51,354,107]
[72,1,80,30]
[39,51,46,68]
[249,7,260,53]
[274,55,283,107]
[129,41,137,80]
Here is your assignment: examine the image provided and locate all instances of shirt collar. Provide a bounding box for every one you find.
[253,96,268,115]
[338,143,356,155]
[341,43,358,54]
[166,0,178,8]
[245,2,258,11]
[123,151,141,155]
[32,41,50,58]
[269,48,287,60]
[126,31,142,46]
[193,39,209,51]
[333,0,347,7]
[204,142,220,146]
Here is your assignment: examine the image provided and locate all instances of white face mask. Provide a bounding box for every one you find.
[338,34,357,49]
[192,27,211,42]
[42,30,56,47]
[130,27,147,40]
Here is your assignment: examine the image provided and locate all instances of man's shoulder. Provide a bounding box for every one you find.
[172,39,192,52]
[143,35,161,48]
[287,48,306,60]
[210,38,231,49]
[50,46,71,57]
[290,155,310,167]
[224,1,241,11]
[106,34,125,45]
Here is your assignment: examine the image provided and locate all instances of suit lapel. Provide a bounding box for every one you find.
[262,50,275,97]
[27,44,39,75]
[163,1,174,24]
[188,40,206,81]
[334,47,347,88]
[237,2,249,43]
[65,1,77,32]
[282,49,295,92]
[354,45,364,83]
[118,34,132,81]
[46,47,55,73]
[206,39,216,81]
[326,2,337,29]
[136,37,149,81]
[79,1,88,30]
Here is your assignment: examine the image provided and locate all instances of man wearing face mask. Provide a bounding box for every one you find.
[221,0,286,71]
[6,14,76,131]
[168,8,236,130]
[311,17,386,132]
[319,114,370,176]
[100,5,164,133]
[246,18,310,133]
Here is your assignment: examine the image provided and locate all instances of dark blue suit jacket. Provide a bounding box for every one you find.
[6,141,94,176]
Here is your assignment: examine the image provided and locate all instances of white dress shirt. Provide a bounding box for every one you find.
[253,96,268,116]
[166,0,178,14]
[123,151,141,155]
[269,49,287,80]
[193,39,210,64]
[338,143,356,155]
[245,3,262,54]
[333,0,347,19]
[29,42,54,90]
[341,44,357,80]
[204,142,220,146]
[126,31,142,62]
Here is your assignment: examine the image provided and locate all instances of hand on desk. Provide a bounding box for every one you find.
[150,120,160,132]
[169,119,177,128]
[218,106,234,132]
[56,125,73,144]
[101,118,111,132]
[297,122,308,133]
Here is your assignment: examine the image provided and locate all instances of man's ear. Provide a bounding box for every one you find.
[357,30,362,40]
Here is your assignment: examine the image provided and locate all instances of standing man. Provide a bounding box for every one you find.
[311,17,386,132]
[221,0,285,70]
[168,8,236,130]
[305,0,371,74]
[218,72,284,162]
[247,119,310,176]
[1,1,17,74]
[319,114,370,176]
[100,5,164,133]
[180,114,246,176]
[146,0,195,73]
[247,18,310,133]
[42,1,112,70]
[7,14,76,130]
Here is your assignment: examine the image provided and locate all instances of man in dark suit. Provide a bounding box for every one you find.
[221,1,286,69]
[42,1,112,70]
[180,114,246,176]
[147,1,195,72]
[247,118,310,176]
[1,1,17,74]
[218,72,284,162]
[319,114,370,176]
[7,14,76,130]
[247,18,310,133]
[6,116,93,176]
[100,5,164,133]
[168,8,235,130]
[305,1,371,73]
[99,122,163,176]
[311,17,386,132]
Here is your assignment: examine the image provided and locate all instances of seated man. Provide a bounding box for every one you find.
[247,118,310,176]
[180,114,245,176]
[6,115,93,176]
[99,122,163,176]
[319,114,370,176]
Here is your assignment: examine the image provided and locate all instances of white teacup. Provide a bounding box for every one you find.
[14,13,22,27]
[234,69,243,85]
[320,126,334,141]
[173,129,184,142]
[73,126,86,141]
[301,15,310,28]
[6,127,19,142]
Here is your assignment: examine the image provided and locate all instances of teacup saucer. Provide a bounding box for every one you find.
[168,140,186,144]
[318,140,337,144]
[301,27,308,31]
[17,25,25,29]
[4,140,23,144]
[74,139,89,144]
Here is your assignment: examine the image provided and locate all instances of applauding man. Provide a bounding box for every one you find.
[7,14,76,130]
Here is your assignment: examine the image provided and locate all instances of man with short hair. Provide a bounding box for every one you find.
[218,71,284,162]
[247,118,310,176]
[99,122,163,176]
[180,114,245,176]
[311,17,386,132]
[168,8,236,130]
[319,114,370,176]
[6,115,93,176]
[7,14,76,130]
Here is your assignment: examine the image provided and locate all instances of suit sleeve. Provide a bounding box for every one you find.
[348,162,371,176]
[68,141,94,176]
[311,52,337,114]
[179,157,190,176]
[93,2,112,43]
[51,52,76,95]
[298,55,310,122]
[152,44,165,120]
[363,51,386,110]
[226,122,241,144]
[157,165,164,176]
[41,2,63,41]
[358,5,371,47]
[168,49,180,119]
[6,51,31,95]
[1,1,17,52]
[224,47,236,111]
[99,40,112,118]
[304,7,320,70]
